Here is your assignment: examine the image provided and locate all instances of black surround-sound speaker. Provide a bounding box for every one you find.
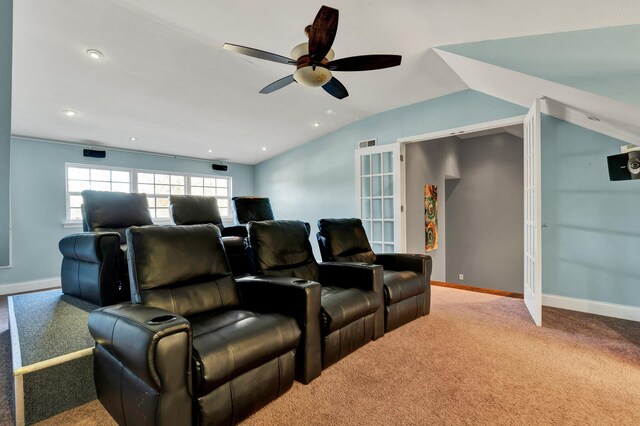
[83,149,106,159]
[608,151,640,181]
[212,163,228,171]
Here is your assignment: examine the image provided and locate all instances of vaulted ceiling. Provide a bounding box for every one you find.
[11,0,640,164]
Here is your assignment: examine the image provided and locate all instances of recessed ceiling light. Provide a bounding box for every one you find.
[325,109,336,115]
[62,109,77,117]
[262,147,267,151]
[313,122,320,127]
[587,115,601,122]
[129,137,137,142]
[208,149,213,153]
[86,49,103,60]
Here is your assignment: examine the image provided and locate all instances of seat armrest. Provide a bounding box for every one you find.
[59,232,121,263]
[221,225,248,238]
[375,253,432,278]
[318,262,384,294]
[236,276,322,384]
[88,303,191,391]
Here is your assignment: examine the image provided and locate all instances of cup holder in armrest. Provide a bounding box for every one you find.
[147,315,177,325]
[293,279,310,284]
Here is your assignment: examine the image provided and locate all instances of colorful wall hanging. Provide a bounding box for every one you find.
[424,184,438,251]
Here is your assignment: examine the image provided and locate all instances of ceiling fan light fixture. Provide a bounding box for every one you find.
[294,66,332,87]
[291,43,334,61]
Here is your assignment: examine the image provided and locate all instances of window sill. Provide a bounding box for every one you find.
[63,221,83,229]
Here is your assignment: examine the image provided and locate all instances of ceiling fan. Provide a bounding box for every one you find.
[223,5,402,100]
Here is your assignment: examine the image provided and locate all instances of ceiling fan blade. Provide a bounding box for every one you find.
[223,43,295,65]
[322,77,349,100]
[327,55,402,72]
[259,74,295,94]
[308,6,339,62]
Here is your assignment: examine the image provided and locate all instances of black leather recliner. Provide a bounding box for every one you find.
[169,195,251,276]
[89,224,322,425]
[246,220,385,369]
[317,218,432,332]
[230,196,274,237]
[59,190,153,306]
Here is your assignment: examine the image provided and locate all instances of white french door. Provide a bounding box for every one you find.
[355,144,403,253]
[524,99,542,326]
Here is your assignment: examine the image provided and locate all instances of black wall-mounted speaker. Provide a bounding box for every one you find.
[83,149,106,159]
[608,151,640,181]
[212,163,228,171]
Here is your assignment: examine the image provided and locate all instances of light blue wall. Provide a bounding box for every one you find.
[541,116,640,306]
[439,24,640,107]
[0,137,255,285]
[254,90,527,261]
[0,0,13,267]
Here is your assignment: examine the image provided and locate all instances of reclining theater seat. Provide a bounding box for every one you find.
[59,190,153,306]
[246,220,385,369]
[317,218,432,332]
[88,224,320,425]
[231,196,275,236]
[169,195,251,276]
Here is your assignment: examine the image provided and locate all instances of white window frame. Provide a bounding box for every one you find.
[64,163,233,226]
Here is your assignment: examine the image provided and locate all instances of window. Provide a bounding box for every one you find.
[65,164,232,223]
[66,166,131,221]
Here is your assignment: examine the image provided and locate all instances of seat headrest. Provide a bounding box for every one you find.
[232,196,274,224]
[248,220,315,272]
[170,195,223,227]
[127,224,231,290]
[82,190,153,231]
[317,218,375,261]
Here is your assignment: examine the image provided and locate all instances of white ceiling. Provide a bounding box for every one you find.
[11,0,640,164]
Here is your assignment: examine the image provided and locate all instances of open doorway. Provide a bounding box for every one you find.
[402,122,525,295]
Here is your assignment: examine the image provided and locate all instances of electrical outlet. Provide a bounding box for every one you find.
[458,274,464,281]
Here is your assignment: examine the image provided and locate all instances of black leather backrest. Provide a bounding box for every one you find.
[169,195,224,228]
[82,190,153,240]
[126,224,239,316]
[247,220,319,281]
[232,196,275,224]
[317,218,377,264]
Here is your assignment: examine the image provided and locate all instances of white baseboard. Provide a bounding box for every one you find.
[543,293,640,322]
[0,277,61,296]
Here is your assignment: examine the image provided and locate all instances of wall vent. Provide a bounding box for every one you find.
[358,139,377,149]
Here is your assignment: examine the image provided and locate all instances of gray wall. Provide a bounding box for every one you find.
[0,137,255,286]
[405,137,461,281]
[444,133,524,293]
[0,0,12,267]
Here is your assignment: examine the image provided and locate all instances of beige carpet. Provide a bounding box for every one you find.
[21,287,640,425]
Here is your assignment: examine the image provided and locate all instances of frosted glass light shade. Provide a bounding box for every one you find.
[294,66,332,87]
[291,42,335,61]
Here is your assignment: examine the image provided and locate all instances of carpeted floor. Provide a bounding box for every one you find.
[2,287,640,425]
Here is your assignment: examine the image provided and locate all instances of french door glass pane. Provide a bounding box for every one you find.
[383,198,393,219]
[372,221,382,241]
[384,244,394,253]
[361,177,371,197]
[361,155,371,176]
[361,199,371,219]
[372,243,382,252]
[384,221,394,241]
[383,175,393,195]
[372,199,382,219]
[383,152,393,173]
[371,154,381,174]
[362,220,372,239]
[372,176,382,196]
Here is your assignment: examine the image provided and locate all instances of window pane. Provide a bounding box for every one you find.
[372,221,382,242]
[138,184,155,194]
[91,169,111,181]
[138,173,154,184]
[68,167,89,180]
[69,208,83,220]
[384,221,394,242]
[156,197,169,208]
[383,175,393,196]
[383,198,393,219]
[91,181,111,191]
[361,155,370,176]
[149,209,157,218]
[112,183,130,193]
[383,152,393,173]
[171,175,184,185]
[155,185,170,195]
[372,243,382,253]
[361,177,370,197]
[154,174,170,184]
[372,176,381,196]
[361,199,371,219]
[69,180,90,192]
[191,176,203,186]
[219,207,228,217]
[156,208,169,219]
[384,244,394,253]
[171,185,185,195]
[191,187,204,196]
[218,199,228,208]
[203,178,215,187]
[216,179,227,187]
[112,171,130,183]
[203,187,215,196]
[371,154,381,174]
[362,220,371,240]
[216,188,228,197]
[69,195,83,208]
[147,197,156,208]
[372,199,382,219]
